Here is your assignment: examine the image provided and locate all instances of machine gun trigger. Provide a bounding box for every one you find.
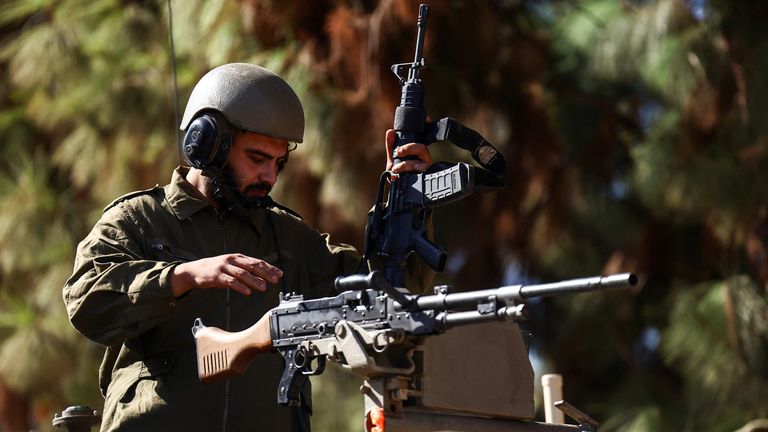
[294,345,326,377]
[276,346,309,407]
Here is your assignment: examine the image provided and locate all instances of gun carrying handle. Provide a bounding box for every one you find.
[193,313,273,382]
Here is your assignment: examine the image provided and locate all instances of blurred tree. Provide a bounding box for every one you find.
[0,0,766,431]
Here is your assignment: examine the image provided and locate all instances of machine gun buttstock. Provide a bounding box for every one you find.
[191,313,273,383]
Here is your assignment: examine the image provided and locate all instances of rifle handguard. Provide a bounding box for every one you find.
[191,313,273,383]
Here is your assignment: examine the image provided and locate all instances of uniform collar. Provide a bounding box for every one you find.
[164,166,267,235]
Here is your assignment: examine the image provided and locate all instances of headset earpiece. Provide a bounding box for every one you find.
[182,112,233,170]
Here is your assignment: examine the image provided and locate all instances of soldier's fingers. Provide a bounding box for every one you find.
[385,129,396,171]
[217,272,253,296]
[394,143,433,165]
[228,254,282,284]
[230,281,253,296]
[248,260,282,284]
[223,264,268,293]
[391,160,430,174]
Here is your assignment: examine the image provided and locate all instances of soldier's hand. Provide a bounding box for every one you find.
[171,253,283,298]
[385,129,433,174]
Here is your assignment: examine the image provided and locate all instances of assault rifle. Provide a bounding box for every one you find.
[192,271,637,407]
[364,3,507,287]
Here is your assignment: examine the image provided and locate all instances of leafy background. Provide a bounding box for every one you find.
[0,0,767,431]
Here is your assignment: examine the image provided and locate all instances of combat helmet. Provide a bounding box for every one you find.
[180,63,304,169]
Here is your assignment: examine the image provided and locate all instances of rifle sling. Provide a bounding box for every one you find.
[423,117,506,187]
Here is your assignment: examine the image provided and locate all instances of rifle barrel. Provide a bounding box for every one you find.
[409,4,429,80]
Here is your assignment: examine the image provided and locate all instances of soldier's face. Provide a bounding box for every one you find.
[226,131,289,199]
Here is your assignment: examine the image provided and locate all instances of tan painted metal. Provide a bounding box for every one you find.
[418,322,535,419]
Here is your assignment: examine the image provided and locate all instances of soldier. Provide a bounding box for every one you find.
[62,63,433,431]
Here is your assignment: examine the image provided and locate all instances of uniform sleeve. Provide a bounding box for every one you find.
[302,230,360,299]
[301,216,436,298]
[62,204,178,346]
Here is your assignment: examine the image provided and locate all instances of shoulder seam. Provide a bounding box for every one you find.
[103,185,162,213]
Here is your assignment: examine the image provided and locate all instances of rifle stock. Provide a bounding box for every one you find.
[191,313,272,382]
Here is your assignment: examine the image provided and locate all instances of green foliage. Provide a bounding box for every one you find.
[601,405,664,432]
[556,0,699,105]
[661,276,768,430]
[311,364,365,432]
[0,0,767,430]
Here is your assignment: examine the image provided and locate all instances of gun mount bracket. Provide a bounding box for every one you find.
[477,296,499,315]
[555,400,600,431]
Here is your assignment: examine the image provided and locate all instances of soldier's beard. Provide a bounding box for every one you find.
[207,166,273,209]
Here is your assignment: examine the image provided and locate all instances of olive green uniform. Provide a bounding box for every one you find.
[63,167,359,431]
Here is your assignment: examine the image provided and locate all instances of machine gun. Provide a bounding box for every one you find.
[192,271,637,408]
[192,5,634,431]
[364,3,507,287]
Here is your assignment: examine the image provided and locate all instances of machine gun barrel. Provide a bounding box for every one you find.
[516,273,636,299]
[410,273,638,311]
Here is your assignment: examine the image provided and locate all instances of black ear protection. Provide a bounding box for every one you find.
[182,111,234,170]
